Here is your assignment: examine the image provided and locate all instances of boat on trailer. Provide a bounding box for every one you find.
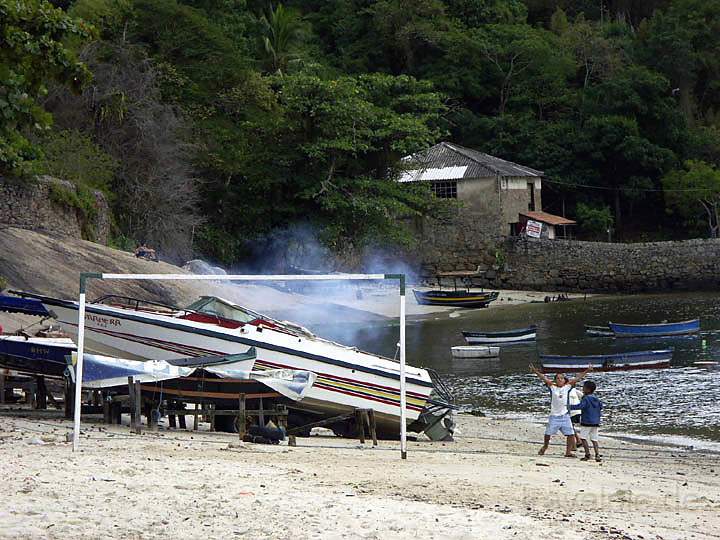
[15,292,455,440]
[540,349,673,372]
[462,325,536,345]
[609,319,700,337]
[450,345,500,359]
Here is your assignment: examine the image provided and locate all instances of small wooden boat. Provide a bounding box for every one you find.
[462,325,536,345]
[609,319,700,337]
[540,349,673,372]
[414,269,499,308]
[414,290,499,308]
[451,345,500,359]
[585,325,614,337]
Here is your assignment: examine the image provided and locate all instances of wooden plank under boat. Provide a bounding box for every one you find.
[540,349,673,372]
[609,319,700,337]
[413,290,499,308]
[462,325,536,344]
[450,346,500,359]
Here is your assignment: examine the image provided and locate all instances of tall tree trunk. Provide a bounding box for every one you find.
[613,188,622,237]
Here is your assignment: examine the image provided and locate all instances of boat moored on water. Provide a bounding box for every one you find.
[609,319,700,337]
[450,345,500,359]
[540,349,673,372]
[462,325,536,345]
[414,269,499,308]
[14,292,456,440]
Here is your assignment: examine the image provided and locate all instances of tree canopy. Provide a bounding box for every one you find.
[6,0,720,263]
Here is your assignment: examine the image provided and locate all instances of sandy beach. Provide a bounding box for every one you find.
[1,410,717,540]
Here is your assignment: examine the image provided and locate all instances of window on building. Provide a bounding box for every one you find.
[431,181,457,199]
[527,182,536,211]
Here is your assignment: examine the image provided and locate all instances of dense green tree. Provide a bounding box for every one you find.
[663,160,720,238]
[0,0,92,175]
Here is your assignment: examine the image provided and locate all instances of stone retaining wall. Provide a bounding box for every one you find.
[459,237,720,293]
[0,176,109,243]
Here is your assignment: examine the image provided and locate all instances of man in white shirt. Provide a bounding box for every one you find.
[530,364,592,457]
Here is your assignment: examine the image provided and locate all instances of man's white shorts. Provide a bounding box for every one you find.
[579,425,599,442]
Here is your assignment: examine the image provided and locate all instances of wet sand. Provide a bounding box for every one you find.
[1,410,717,540]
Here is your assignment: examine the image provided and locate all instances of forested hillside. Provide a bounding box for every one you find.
[3,0,720,265]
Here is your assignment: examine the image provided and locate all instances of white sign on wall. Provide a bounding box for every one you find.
[526,219,542,238]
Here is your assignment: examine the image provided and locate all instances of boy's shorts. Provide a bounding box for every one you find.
[545,414,574,436]
[579,425,599,442]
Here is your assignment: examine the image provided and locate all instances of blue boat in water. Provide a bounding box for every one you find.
[540,349,673,372]
[609,319,700,338]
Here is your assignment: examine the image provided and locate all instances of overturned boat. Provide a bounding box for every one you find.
[17,293,455,440]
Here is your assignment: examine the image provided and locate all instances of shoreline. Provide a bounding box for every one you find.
[1,409,718,539]
[481,411,720,454]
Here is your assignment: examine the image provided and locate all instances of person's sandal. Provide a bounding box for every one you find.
[564,453,577,458]
[580,455,591,461]
[595,456,602,462]
[538,446,547,455]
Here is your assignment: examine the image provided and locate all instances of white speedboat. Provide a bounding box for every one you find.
[21,293,455,440]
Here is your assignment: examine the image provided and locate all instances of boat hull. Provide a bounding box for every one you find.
[609,319,700,337]
[0,336,75,378]
[35,296,447,436]
[413,290,498,308]
[585,325,614,337]
[540,349,673,372]
[451,346,499,358]
[462,326,536,344]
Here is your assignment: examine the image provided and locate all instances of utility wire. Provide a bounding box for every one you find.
[543,177,714,193]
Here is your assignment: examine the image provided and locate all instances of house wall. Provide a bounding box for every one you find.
[409,175,542,272]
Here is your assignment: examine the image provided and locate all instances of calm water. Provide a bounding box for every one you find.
[313,292,720,447]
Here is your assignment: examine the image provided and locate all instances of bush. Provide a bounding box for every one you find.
[575,202,614,239]
[0,275,7,291]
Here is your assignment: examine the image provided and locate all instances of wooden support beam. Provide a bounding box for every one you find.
[238,393,246,440]
[128,377,136,430]
[133,380,142,435]
[355,409,366,444]
[193,403,199,431]
[258,396,265,427]
[0,373,5,404]
[367,409,378,446]
[64,378,74,419]
[103,393,111,424]
[35,376,47,410]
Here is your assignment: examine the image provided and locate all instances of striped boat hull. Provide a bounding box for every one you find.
[540,349,673,372]
[35,296,444,435]
[462,326,536,344]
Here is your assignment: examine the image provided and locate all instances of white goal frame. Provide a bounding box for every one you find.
[73,272,408,458]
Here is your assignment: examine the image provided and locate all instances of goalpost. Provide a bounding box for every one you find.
[73,272,409,458]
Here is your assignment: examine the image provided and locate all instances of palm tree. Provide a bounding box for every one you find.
[260,3,303,75]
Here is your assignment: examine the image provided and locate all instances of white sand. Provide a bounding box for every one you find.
[0,411,717,540]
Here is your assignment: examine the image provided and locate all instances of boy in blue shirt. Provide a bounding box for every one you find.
[570,380,603,462]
